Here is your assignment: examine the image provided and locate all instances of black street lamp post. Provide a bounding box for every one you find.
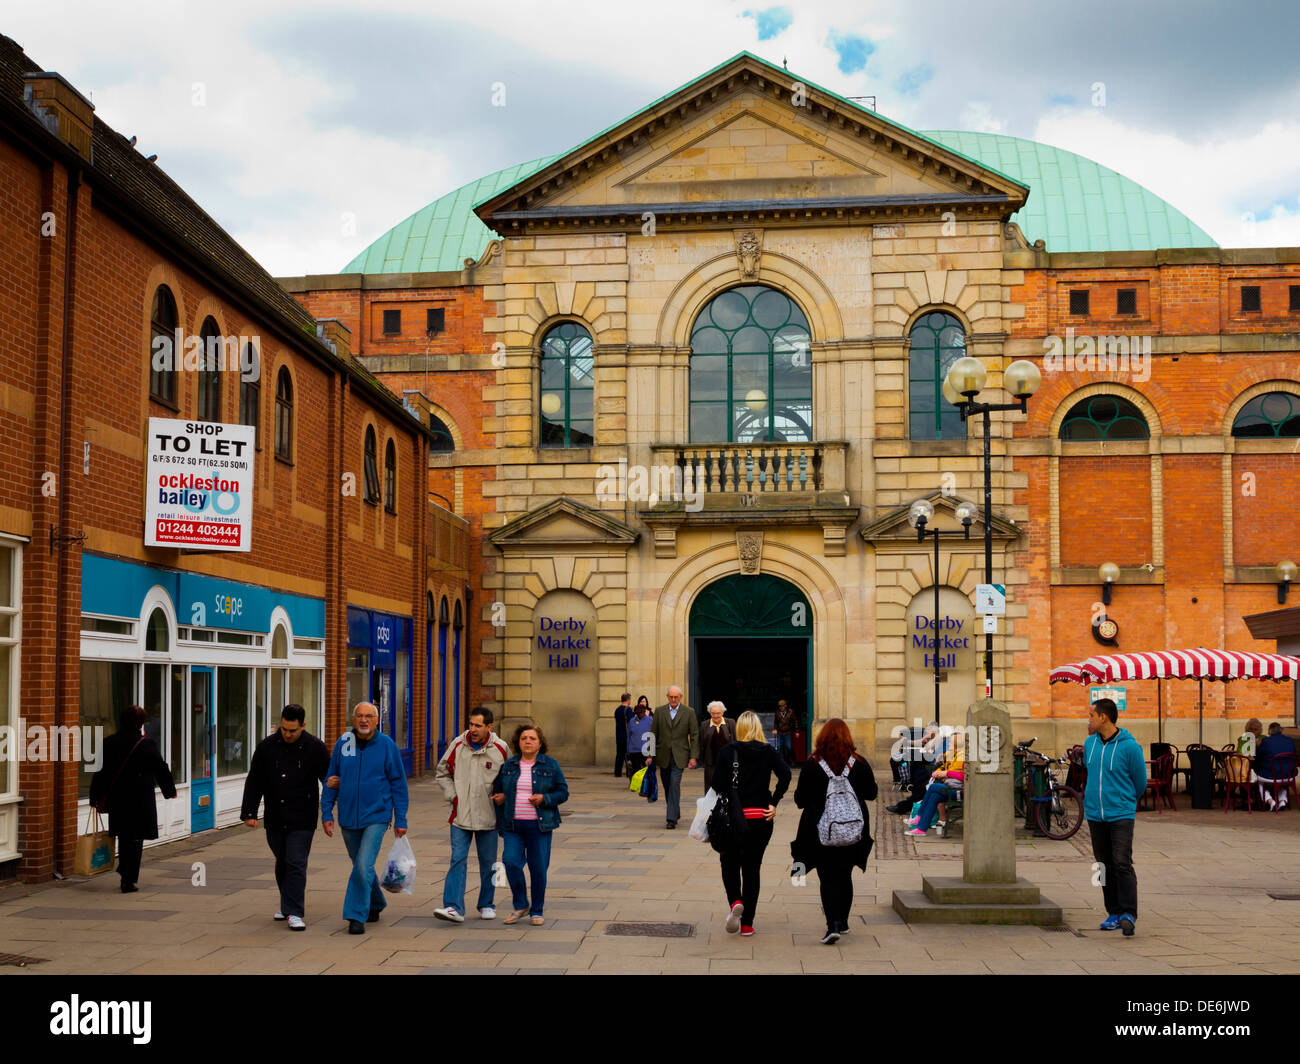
[943,356,1042,702]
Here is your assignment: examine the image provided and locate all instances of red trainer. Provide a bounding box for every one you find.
[740,925,755,936]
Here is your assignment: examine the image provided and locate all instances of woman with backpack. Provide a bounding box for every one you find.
[791,718,877,944]
[711,710,791,937]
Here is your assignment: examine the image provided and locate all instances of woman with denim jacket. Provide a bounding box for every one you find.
[492,724,570,925]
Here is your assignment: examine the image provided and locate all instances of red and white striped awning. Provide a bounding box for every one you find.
[1049,649,1300,685]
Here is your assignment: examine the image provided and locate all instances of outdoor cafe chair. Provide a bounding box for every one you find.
[1222,753,1253,813]
[1142,753,1175,813]
[1261,752,1298,811]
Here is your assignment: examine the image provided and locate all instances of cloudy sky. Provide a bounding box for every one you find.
[9,0,1300,275]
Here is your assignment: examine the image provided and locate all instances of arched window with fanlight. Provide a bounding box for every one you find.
[1231,392,1300,438]
[908,311,967,440]
[689,285,812,442]
[149,285,179,406]
[539,322,594,447]
[1059,395,1151,440]
[274,368,293,461]
[197,316,222,422]
[429,415,455,453]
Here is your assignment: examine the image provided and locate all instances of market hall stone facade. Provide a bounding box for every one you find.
[292,52,1300,766]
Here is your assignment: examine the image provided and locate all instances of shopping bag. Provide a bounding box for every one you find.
[74,808,114,877]
[640,765,658,802]
[380,835,417,894]
[629,767,646,793]
[688,790,718,842]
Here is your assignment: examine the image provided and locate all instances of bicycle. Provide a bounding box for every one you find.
[1030,754,1084,840]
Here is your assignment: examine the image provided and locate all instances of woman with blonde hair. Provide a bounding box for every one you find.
[711,710,791,937]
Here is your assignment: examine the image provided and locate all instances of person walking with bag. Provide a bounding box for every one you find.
[88,704,178,894]
[712,710,791,937]
[492,724,569,925]
[790,718,877,944]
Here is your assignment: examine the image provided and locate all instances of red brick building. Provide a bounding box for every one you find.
[0,36,466,883]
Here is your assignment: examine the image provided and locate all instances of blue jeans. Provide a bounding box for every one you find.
[502,821,551,916]
[444,826,498,913]
[776,733,794,762]
[340,824,388,923]
[915,782,957,830]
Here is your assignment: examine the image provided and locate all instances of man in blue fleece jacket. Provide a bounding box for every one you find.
[1083,698,1146,937]
[321,702,410,935]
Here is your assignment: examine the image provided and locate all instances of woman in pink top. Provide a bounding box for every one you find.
[492,725,569,925]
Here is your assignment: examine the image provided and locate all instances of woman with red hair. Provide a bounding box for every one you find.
[790,718,877,944]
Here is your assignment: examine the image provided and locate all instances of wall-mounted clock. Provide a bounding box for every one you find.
[1092,614,1119,646]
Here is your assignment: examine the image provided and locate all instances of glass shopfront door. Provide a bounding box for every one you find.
[190,666,215,832]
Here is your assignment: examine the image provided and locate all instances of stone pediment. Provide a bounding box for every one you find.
[860,493,1020,550]
[488,497,639,551]
[475,53,1028,231]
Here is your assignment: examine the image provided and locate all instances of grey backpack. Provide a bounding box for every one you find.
[817,756,863,847]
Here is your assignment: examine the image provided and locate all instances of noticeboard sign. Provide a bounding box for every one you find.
[144,418,254,552]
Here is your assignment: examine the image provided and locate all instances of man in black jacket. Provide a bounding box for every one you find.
[241,704,330,930]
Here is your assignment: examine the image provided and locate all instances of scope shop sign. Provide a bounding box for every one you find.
[145,418,254,551]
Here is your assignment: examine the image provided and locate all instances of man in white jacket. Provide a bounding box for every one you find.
[433,707,510,922]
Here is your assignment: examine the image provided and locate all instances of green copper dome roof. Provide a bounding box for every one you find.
[341,132,1215,275]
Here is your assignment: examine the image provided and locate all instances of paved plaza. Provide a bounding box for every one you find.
[2,763,1297,976]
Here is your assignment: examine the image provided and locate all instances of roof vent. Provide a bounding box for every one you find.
[23,72,94,162]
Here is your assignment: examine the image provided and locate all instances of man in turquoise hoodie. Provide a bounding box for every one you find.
[321,703,410,934]
[1083,698,1146,936]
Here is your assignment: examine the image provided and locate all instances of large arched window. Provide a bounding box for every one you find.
[1232,392,1300,438]
[1059,395,1150,440]
[384,439,397,513]
[363,426,381,503]
[430,415,455,453]
[274,368,293,461]
[908,311,966,440]
[689,285,812,442]
[540,322,594,447]
[197,316,222,422]
[149,285,179,406]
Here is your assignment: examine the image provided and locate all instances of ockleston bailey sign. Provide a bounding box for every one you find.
[144,418,254,552]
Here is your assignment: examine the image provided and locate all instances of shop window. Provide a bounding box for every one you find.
[907,310,967,441]
[197,317,222,422]
[170,665,186,784]
[275,368,294,462]
[347,648,370,717]
[430,415,455,454]
[145,607,169,652]
[271,625,288,660]
[81,616,134,636]
[1069,289,1090,316]
[216,631,256,645]
[384,439,397,513]
[290,669,323,737]
[216,666,252,777]
[78,661,137,798]
[539,322,595,447]
[1231,392,1300,438]
[1241,286,1261,313]
[363,426,381,503]
[1116,289,1137,316]
[689,286,813,443]
[149,285,179,407]
[293,637,322,652]
[240,346,260,449]
[1059,394,1151,440]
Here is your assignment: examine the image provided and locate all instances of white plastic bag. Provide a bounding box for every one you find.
[688,790,719,842]
[381,835,417,894]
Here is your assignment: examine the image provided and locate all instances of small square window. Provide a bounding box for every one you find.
[426,308,445,335]
[1069,289,1090,316]
[1116,289,1137,316]
[1241,286,1261,313]
[1289,285,1300,313]
[383,309,401,335]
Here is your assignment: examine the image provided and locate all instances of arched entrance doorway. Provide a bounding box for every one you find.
[689,574,812,750]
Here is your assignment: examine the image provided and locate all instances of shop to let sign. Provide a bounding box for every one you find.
[144,418,254,552]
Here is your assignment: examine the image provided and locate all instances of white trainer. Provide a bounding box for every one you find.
[479,907,496,920]
[433,906,465,923]
[287,915,306,931]
[273,912,286,921]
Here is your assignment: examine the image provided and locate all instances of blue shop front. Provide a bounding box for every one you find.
[347,607,414,775]
[78,553,326,841]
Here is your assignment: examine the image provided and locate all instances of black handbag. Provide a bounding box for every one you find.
[707,752,745,854]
